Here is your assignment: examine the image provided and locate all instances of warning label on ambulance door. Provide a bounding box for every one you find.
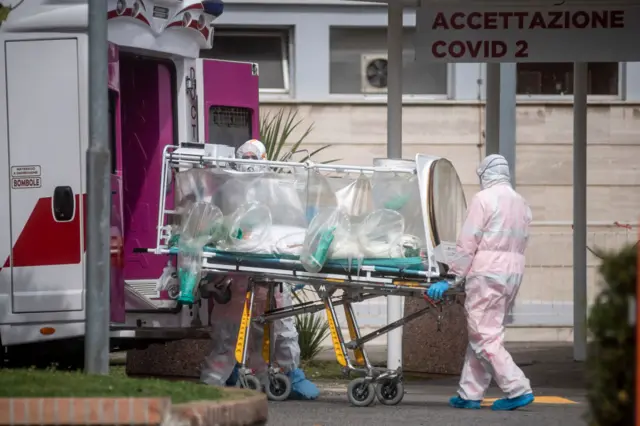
[11,165,41,189]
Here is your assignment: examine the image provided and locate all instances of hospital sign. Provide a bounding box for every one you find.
[415,6,640,63]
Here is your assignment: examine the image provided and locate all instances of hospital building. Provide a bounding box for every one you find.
[203,0,640,346]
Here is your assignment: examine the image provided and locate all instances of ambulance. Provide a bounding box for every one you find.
[0,0,259,366]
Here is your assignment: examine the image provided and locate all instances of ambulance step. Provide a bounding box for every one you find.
[126,280,158,298]
[124,283,159,310]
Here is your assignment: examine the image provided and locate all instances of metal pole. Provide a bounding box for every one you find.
[386,1,403,371]
[484,63,500,156]
[636,222,640,426]
[498,63,517,188]
[85,0,111,375]
[572,62,588,362]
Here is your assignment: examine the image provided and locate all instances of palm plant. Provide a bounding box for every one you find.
[259,108,338,164]
[295,311,331,363]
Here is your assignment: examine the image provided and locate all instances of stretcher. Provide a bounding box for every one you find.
[142,143,468,406]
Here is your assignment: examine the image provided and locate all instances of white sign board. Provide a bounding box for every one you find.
[416,6,640,62]
[11,165,42,189]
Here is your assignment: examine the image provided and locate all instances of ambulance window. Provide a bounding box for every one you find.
[208,106,252,149]
[108,91,116,173]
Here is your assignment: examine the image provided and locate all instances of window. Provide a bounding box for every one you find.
[329,27,448,96]
[201,29,290,93]
[516,63,619,96]
[208,106,252,149]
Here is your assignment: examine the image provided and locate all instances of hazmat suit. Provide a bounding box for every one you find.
[430,154,534,411]
[200,140,319,400]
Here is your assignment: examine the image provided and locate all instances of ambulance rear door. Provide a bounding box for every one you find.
[6,38,85,313]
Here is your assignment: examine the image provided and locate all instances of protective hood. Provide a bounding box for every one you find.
[236,139,267,172]
[476,154,511,190]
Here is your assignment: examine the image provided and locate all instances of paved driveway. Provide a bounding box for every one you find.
[267,381,587,426]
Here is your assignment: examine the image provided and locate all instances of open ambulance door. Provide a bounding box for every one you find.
[197,59,260,147]
[108,43,125,323]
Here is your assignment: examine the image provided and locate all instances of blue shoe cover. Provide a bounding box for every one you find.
[491,393,535,411]
[449,395,481,409]
[287,368,319,400]
[225,364,239,387]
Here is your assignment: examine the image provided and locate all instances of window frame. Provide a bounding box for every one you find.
[328,25,452,102]
[212,29,292,95]
[514,62,625,101]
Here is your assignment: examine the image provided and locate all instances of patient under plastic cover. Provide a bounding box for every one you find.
[170,162,427,275]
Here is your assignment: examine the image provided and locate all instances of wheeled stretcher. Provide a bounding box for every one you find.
[143,143,468,406]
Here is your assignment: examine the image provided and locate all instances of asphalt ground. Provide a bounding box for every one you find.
[267,381,586,426]
[267,343,587,426]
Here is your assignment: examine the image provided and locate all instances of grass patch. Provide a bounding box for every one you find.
[0,367,240,404]
[301,360,347,381]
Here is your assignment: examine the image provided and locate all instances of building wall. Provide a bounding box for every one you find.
[258,101,639,328]
[212,1,640,335]
[216,1,640,102]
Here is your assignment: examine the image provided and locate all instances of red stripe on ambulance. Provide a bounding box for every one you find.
[1,195,87,269]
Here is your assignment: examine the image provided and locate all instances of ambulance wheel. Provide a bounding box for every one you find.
[347,378,375,407]
[265,373,291,401]
[375,379,404,406]
[240,374,262,391]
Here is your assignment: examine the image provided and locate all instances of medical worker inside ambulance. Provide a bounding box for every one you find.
[199,140,320,400]
[427,154,535,411]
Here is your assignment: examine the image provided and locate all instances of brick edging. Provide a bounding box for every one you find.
[171,393,268,426]
[0,391,267,425]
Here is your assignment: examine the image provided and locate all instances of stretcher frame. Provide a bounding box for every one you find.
[145,144,466,406]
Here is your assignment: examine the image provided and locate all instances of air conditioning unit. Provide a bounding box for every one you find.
[361,53,388,94]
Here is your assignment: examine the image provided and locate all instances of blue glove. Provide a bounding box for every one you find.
[426,280,449,300]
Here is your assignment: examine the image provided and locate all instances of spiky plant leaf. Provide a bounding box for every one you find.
[259,108,338,164]
[295,312,330,362]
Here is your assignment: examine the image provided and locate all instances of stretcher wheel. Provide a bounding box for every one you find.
[212,285,232,304]
[240,374,262,391]
[265,373,292,401]
[375,379,404,406]
[347,378,375,407]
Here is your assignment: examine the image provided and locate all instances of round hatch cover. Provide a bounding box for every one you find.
[429,158,467,247]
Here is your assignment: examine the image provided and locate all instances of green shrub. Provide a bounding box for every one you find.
[586,243,637,426]
[295,313,330,363]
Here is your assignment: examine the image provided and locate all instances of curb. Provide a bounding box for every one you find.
[172,392,268,426]
[0,390,267,426]
[0,397,171,425]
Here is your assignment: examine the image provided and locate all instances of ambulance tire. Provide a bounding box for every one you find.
[5,340,85,371]
[0,339,5,369]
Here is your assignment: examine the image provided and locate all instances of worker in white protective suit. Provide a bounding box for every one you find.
[426,154,534,411]
[200,275,270,386]
[201,140,319,400]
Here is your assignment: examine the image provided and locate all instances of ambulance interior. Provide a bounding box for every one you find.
[109,53,177,323]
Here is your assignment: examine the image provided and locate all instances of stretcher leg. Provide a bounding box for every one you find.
[323,295,375,407]
[262,283,292,401]
[234,280,262,391]
[344,298,405,406]
[343,300,369,368]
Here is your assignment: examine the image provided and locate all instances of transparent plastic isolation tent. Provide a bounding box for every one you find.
[346,0,640,366]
